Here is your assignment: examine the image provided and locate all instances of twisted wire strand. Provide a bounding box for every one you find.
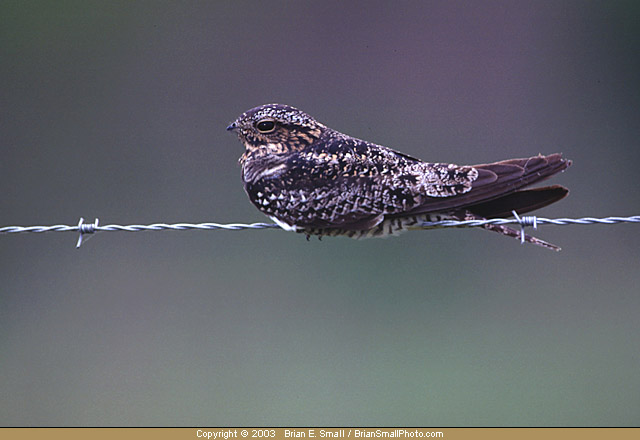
[1,215,638,248]
[419,215,640,228]
[0,221,282,234]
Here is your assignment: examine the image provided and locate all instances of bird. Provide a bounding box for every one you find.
[227,104,571,250]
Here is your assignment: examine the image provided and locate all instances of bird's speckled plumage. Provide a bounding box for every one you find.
[227,104,571,250]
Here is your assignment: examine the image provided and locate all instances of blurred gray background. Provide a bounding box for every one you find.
[1,0,639,426]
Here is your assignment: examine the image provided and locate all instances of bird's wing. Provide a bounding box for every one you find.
[401,153,571,216]
[266,138,478,229]
[259,135,570,230]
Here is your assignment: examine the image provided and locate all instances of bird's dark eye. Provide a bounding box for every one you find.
[256,119,276,133]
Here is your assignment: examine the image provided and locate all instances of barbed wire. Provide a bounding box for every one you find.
[1,214,638,248]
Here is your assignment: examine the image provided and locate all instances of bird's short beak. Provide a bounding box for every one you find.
[226,122,237,131]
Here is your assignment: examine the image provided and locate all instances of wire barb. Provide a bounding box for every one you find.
[76,217,99,249]
[511,210,537,244]
[0,215,639,248]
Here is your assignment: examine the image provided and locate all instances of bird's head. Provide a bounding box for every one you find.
[227,104,325,153]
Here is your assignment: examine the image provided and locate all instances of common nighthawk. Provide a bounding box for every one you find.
[227,104,571,250]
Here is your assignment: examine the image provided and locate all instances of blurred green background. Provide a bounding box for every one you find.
[1,0,639,426]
